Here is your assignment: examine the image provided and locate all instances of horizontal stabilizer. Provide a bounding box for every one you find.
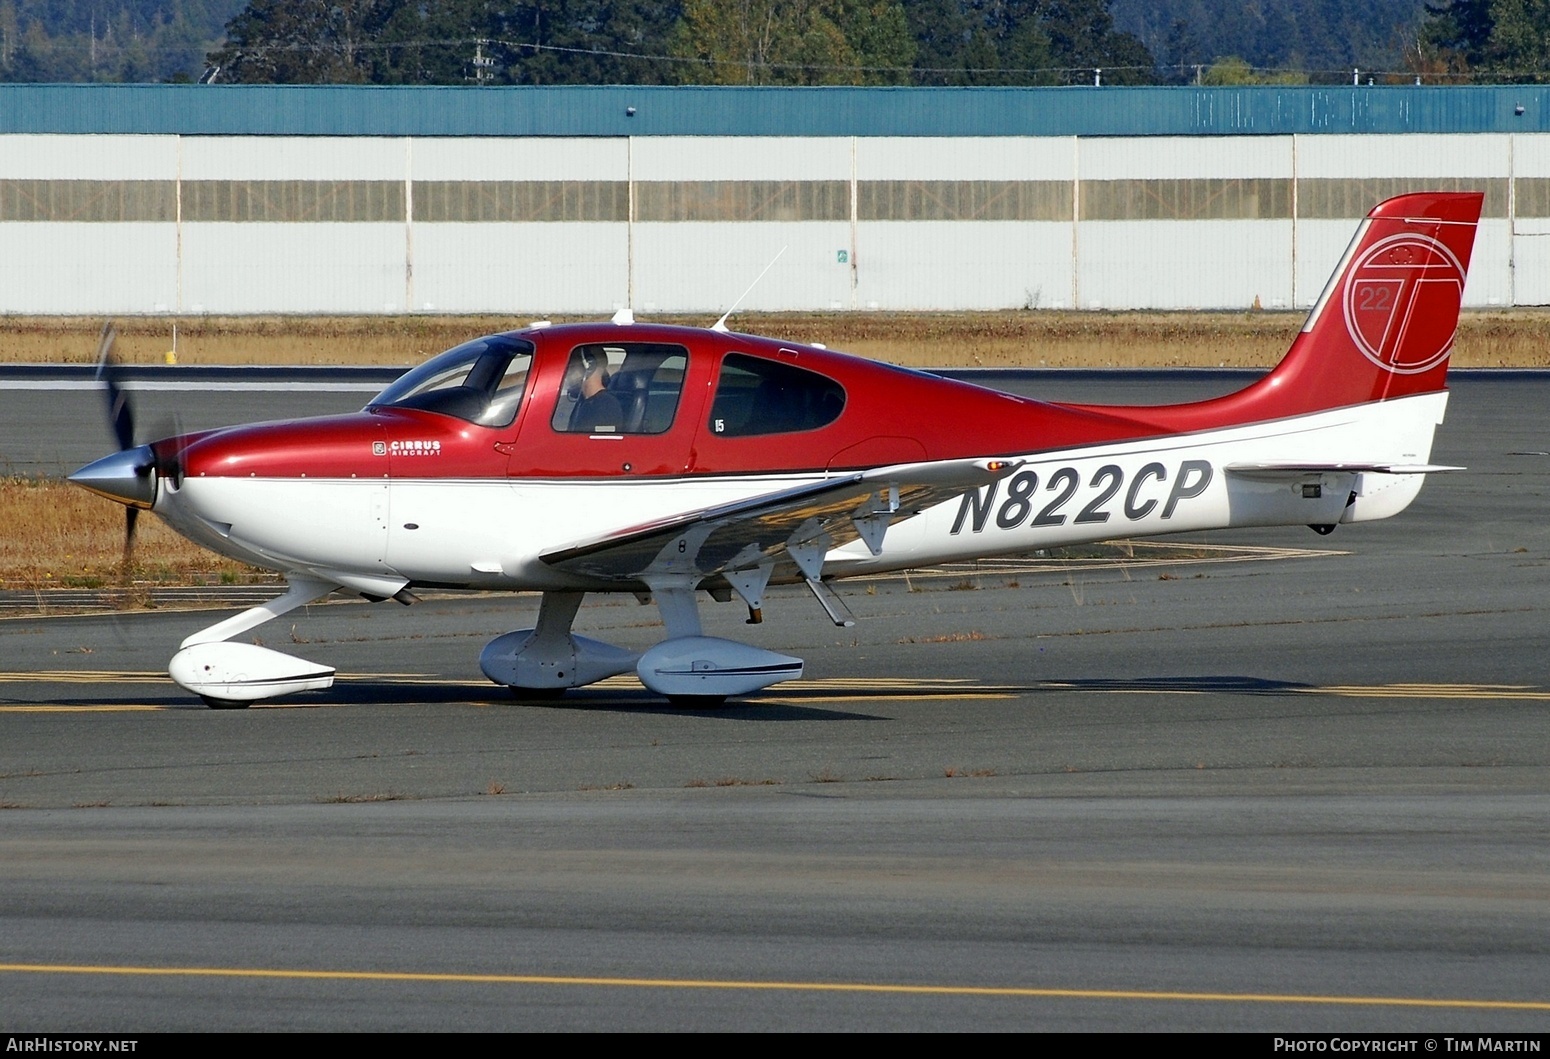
[1226,462,1463,478]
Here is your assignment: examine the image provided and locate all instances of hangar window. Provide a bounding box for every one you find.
[708,354,845,437]
[368,335,534,428]
[551,343,687,435]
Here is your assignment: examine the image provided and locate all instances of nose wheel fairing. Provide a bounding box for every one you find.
[166,575,339,707]
[169,641,336,706]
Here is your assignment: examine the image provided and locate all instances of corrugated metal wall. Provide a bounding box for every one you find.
[6,84,1548,138]
[0,132,1541,314]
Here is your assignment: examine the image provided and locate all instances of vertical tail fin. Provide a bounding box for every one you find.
[1265,191,1483,410]
[1078,193,1485,432]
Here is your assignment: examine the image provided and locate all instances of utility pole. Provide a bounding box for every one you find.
[471,40,495,84]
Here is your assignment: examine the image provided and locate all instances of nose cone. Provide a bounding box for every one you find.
[68,445,157,508]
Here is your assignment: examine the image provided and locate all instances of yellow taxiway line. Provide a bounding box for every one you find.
[0,961,1544,1011]
[0,670,170,683]
[0,704,165,712]
[1308,683,1550,700]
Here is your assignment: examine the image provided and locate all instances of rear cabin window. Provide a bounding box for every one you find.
[708,353,846,437]
[551,343,687,435]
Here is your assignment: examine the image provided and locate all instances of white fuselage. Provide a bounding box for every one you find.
[155,391,1448,593]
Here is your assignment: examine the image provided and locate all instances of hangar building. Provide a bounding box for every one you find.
[2,83,1547,314]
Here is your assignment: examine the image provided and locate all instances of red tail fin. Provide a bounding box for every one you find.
[1076,193,1484,432]
[1261,191,1482,411]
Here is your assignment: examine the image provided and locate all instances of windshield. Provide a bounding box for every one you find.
[368,334,535,428]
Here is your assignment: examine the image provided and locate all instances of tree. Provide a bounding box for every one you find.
[0,0,243,83]
[486,1,685,86]
[1111,1,1435,83]
[1040,0,1137,82]
[213,0,685,85]
[899,0,1153,86]
[1200,53,1308,83]
[1159,17,1206,82]
[1420,0,1493,72]
[837,0,917,84]
[370,0,495,84]
[1420,0,1550,81]
[199,0,1153,86]
[979,1,1059,85]
[1479,0,1550,80]
[668,0,911,85]
[902,0,975,83]
[209,0,398,83]
[1199,54,1256,83]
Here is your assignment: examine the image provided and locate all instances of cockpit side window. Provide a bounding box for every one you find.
[368,336,534,428]
[481,354,533,428]
[708,353,845,437]
[551,343,687,435]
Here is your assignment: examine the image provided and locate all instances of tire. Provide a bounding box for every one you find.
[200,696,250,710]
[509,686,567,701]
[666,694,728,708]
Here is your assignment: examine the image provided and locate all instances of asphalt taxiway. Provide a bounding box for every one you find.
[1,371,1547,1031]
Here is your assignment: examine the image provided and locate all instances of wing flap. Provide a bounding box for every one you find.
[542,458,1018,584]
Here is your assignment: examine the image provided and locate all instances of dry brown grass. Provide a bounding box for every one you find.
[0,315,497,367]
[6,309,1550,369]
[0,477,267,590]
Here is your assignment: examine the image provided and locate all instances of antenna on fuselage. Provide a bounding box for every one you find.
[711,246,787,334]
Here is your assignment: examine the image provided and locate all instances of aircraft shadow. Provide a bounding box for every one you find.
[325,681,888,721]
[9,681,885,719]
[1035,675,1317,695]
[11,674,1315,712]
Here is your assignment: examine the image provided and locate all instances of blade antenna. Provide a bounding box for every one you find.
[712,246,787,334]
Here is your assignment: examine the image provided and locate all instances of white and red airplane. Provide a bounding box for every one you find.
[70,192,1480,707]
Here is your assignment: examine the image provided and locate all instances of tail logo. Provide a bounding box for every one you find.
[1342,232,1465,375]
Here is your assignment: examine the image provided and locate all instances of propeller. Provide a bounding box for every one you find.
[84,322,153,590]
[70,324,199,607]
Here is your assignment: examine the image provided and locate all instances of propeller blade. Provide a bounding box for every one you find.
[124,506,139,566]
[94,322,135,452]
[118,505,140,603]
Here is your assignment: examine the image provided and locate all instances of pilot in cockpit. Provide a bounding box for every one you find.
[565,349,624,434]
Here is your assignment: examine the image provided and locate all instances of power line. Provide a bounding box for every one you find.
[3,30,1533,85]
[216,35,1490,82]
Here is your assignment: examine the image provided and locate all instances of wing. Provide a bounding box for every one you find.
[541,457,1019,586]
